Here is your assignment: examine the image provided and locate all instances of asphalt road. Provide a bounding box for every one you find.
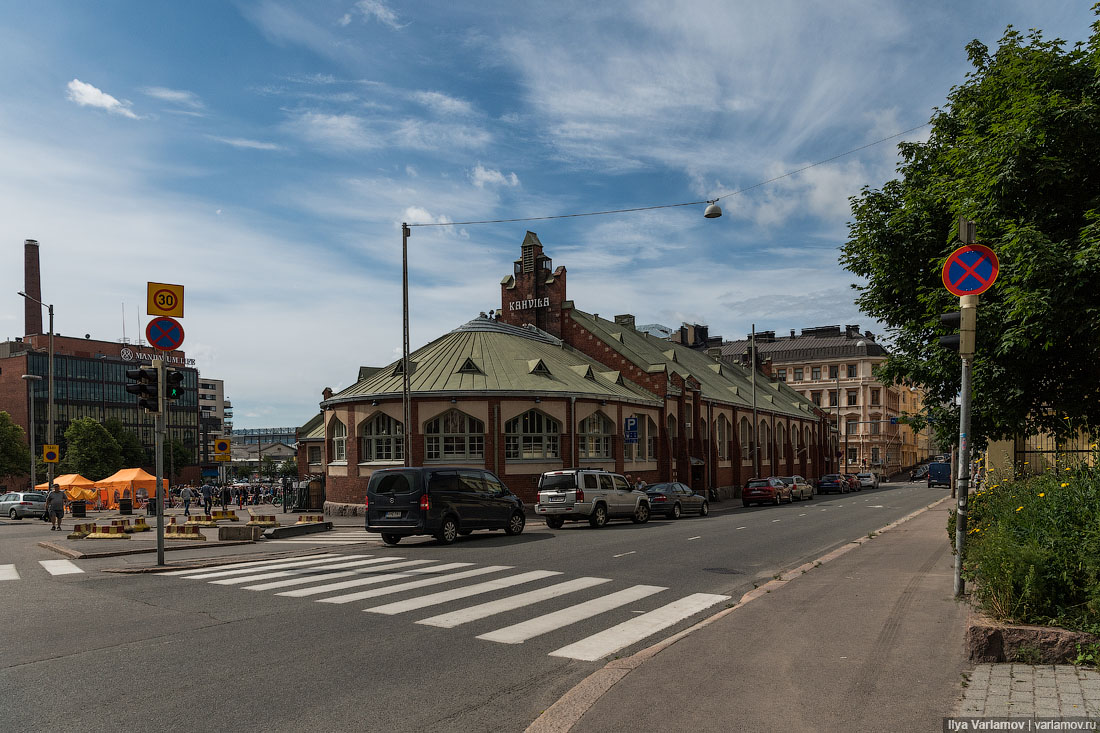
[1,481,947,732]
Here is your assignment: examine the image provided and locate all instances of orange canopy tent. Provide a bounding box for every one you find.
[35,473,98,502]
[94,468,166,509]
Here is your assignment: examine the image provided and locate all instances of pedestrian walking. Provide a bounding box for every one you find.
[220,484,230,511]
[200,482,214,514]
[46,484,66,531]
[236,486,244,509]
[180,485,194,516]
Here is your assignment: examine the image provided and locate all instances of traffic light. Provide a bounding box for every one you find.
[166,369,185,401]
[125,367,160,413]
[937,301,976,357]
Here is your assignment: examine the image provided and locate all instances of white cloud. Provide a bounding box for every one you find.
[285,111,379,150]
[469,164,519,189]
[413,91,476,117]
[66,79,138,119]
[392,119,491,151]
[337,13,352,27]
[143,86,205,113]
[210,136,284,151]
[355,0,405,29]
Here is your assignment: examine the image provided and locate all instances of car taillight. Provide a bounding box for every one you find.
[419,494,430,511]
[363,495,369,509]
[20,501,31,506]
[652,495,667,502]
[575,489,584,503]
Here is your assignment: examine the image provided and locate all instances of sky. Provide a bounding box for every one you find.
[0,1,1094,429]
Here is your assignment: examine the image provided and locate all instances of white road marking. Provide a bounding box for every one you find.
[417,577,611,629]
[241,559,435,591]
[276,562,475,598]
[199,555,377,582]
[39,560,84,576]
[548,593,731,661]
[612,551,635,558]
[799,513,807,517]
[736,526,746,530]
[687,536,701,541]
[477,585,666,645]
[0,564,19,581]
[165,554,338,576]
[314,565,511,604]
[868,505,885,508]
[364,570,562,615]
[771,519,781,523]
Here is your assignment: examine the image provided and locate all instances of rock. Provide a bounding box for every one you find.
[966,606,1099,663]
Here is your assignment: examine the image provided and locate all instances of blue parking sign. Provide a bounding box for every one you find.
[624,416,639,444]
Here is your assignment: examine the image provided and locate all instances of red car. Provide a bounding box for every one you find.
[742,477,793,507]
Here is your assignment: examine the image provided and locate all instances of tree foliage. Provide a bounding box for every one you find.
[61,418,122,480]
[103,418,149,467]
[841,15,1100,447]
[0,411,32,481]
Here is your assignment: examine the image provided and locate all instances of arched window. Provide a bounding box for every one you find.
[647,417,658,460]
[716,415,729,459]
[791,424,800,458]
[760,419,771,461]
[777,422,786,459]
[805,426,812,454]
[505,410,560,460]
[329,418,347,462]
[700,418,708,441]
[667,414,677,438]
[740,417,751,460]
[578,411,613,459]
[425,409,484,461]
[359,413,404,462]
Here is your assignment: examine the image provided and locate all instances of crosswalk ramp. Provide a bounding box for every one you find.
[265,529,375,545]
[1,559,85,580]
[158,553,729,662]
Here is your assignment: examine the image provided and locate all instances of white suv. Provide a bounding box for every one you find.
[535,469,650,528]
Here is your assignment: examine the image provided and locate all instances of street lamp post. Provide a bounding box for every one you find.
[18,291,54,488]
[21,374,42,489]
[401,222,411,467]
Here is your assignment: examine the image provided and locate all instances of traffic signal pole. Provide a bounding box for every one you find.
[953,294,977,596]
[153,357,166,566]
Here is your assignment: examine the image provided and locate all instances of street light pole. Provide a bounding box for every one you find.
[21,374,42,489]
[750,325,759,478]
[401,222,411,467]
[835,369,842,472]
[19,292,54,488]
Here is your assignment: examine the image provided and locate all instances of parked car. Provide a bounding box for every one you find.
[856,472,880,490]
[927,462,952,488]
[778,476,814,501]
[742,477,793,507]
[816,474,849,494]
[535,469,650,528]
[644,482,709,518]
[1,492,48,519]
[363,466,526,545]
[843,474,863,492]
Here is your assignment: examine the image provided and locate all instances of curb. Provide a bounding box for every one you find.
[38,538,257,560]
[526,495,952,733]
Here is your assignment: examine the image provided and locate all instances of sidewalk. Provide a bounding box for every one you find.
[544,502,972,732]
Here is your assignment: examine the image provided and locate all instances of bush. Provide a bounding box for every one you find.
[957,462,1100,634]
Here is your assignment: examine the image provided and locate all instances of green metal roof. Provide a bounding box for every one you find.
[568,309,818,419]
[322,317,662,406]
[297,412,325,440]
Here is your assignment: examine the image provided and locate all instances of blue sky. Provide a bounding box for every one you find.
[0,1,1094,428]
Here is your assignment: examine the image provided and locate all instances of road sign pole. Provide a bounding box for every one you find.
[154,358,166,566]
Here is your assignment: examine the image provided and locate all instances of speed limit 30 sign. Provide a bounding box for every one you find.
[147,282,184,318]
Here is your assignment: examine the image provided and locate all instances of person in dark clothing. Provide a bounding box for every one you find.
[220,484,230,511]
[200,482,214,515]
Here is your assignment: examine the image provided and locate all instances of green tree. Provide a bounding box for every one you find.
[260,454,277,480]
[280,457,298,478]
[62,418,122,480]
[841,16,1100,448]
[166,436,196,483]
[103,418,150,467]
[0,411,32,483]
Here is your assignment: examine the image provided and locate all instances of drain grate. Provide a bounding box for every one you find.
[702,567,745,575]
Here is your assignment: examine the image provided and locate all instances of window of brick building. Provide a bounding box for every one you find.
[777,368,786,382]
[847,390,858,406]
[847,364,858,378]
[829,365,839,379]
[812,367,821,380]
[871,389,881,406]
[794,368,803,381]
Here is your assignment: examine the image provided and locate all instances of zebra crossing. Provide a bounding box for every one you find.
[159,553,730,662]
[264,529,375,545]
[1,559,85,580]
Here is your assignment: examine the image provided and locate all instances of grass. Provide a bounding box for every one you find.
[953,459,1100,635]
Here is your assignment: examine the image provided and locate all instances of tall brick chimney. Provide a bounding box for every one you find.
[24,239,43,336]
[499,231,568,337]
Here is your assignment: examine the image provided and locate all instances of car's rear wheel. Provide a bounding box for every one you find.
[588,504,608,528]
[436,516,459,545]
[631,503,650,524]
[545,517,564,529]
[505,511,525,535]
[671,503,682,519]
[380,533,401,546]
[9,509,19,520]
[699,501,709,517]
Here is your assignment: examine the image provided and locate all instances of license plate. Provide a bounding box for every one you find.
[385,511,402,518]
[549,496,565,502]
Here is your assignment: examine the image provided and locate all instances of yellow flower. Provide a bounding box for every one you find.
[1039,493,1045,497]
[1024,462,1029,465]
[1016,506,1023,512]
[1061,483,1068,488]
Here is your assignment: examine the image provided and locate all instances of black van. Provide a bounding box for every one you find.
[364,467,526,546]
